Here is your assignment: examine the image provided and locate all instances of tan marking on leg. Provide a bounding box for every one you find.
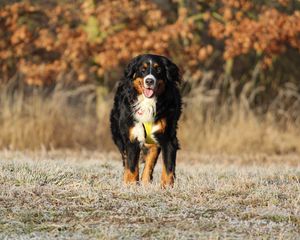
[129,127,134,142]
[123,165,139,184]
[161,164,174,188]
[141,144,159,184]
[133,77,143,94]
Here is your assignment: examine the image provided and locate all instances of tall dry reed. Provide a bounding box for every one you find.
[0,78,299,154]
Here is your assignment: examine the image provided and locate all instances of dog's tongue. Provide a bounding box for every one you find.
[143,88,154,98]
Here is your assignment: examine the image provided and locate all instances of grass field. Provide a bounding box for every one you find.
[0,151,300,239]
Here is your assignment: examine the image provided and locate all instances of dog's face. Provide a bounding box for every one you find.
[132,55,166,99]
[125,54,180,99]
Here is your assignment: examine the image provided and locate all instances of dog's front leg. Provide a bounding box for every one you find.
[123,141,140,184]
[124,123,145,184]
[160,141,177,188]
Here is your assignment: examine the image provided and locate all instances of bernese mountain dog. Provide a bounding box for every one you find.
[110,54,182,187]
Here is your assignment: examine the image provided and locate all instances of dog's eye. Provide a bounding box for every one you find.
[156,67,161,73]
[141,68,146,73]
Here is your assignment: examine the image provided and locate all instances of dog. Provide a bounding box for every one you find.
[110,54,182,187]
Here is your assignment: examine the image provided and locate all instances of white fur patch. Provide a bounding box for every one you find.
[132,95,156,123]
[149,122,162,144]
[131,122,145,143]
[151,123,160,133]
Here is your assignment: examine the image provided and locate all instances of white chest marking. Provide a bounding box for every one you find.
[130,122,161,145]
[132,95,156,123]
[131,95,158,145]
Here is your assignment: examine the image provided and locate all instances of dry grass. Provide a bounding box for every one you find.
[1,84,300,155]
[0,83,111,151]
[1,75,300,154]
[0,151,299,239]
[180,106,300,154]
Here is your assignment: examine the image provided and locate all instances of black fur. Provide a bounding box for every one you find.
[110,54,182,178]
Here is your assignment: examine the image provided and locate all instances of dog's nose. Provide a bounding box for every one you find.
[145,78,154,85]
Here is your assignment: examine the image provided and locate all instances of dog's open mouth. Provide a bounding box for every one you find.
[143,87,155,98]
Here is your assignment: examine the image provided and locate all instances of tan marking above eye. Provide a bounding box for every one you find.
[153,63,159,68]
[140,63,148,72]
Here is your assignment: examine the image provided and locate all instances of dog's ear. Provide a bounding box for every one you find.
[162,57,181,85]
[124,55,142,79]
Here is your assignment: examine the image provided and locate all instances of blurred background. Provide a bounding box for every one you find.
[0,0,300,154]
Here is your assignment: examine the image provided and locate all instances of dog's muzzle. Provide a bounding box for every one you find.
[144,74,156,88]
[143,74,156,98]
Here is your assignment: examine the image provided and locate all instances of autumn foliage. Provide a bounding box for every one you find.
[0,0,300,110]
[209,0,300,66]
[0,0,196,85]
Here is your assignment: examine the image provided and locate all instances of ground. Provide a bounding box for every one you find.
[0,151,299,239]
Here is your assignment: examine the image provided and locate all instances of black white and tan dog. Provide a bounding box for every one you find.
[110,54,182,187]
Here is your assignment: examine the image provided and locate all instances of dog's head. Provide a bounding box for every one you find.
[125,54,181,98]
